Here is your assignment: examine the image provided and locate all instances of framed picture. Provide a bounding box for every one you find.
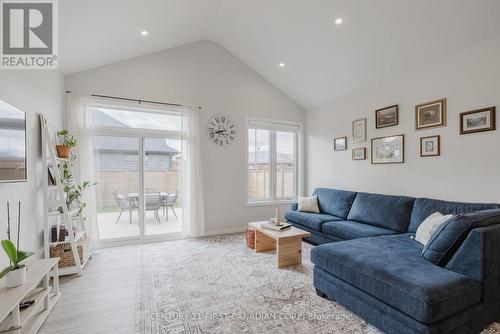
[352,147,367,160]
[375,105,398,128]
[334,136,347,151]
[352,118,367,143]
[460,107,496,134]
[371,134,404,164]
[420,135,440,157]
[415,98,446,130]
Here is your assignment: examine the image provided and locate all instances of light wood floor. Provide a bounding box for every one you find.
[39,246,140,334]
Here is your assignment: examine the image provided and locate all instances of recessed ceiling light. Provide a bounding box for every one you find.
[334,17,343,25]
[140,30,148,36]
[279,62,285,68]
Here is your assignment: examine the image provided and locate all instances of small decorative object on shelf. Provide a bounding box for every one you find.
[263,207,291,231]
[55,129,76,159]
[51,225,58,242]
[269,207,281,225]
[58,224,67,242]
[0,202,34,288]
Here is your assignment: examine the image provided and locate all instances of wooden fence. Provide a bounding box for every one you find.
[95,168,294,210]
[95,170,180,210]
[248,169,295,200]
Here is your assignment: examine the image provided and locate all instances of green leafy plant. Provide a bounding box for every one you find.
[1,202,33,279]
[0,240,33,279]
[56,129,77,147]
[62,162,96,216]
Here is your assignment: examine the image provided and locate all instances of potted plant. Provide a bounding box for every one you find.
[61,163,96,215]
[56,129,76,159]
[1,202,33,288]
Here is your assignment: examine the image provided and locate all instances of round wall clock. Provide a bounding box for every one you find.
[207,114,237,147]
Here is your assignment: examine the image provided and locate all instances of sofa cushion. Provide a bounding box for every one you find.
[408,198,500,233]
[312,188,357,219]
[415,212,454,246]
[298,195,320,213]
[346,192,415,232]
[310,234,482,324]
[284,211,340,231]
[322,220,398,240]
[422,209,500,266]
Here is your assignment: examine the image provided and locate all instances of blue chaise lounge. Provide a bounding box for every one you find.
[285,188,500,334]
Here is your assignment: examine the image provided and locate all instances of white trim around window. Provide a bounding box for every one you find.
[245,116,304,207]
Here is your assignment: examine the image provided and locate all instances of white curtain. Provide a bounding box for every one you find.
[181,107,205,237]
[66,93,99,246]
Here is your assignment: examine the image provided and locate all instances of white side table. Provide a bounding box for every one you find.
[0,259,60,334]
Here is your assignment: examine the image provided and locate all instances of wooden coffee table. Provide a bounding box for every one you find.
[249,222,311,268]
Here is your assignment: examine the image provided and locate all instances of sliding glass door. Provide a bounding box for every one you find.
[87,101,183,243]
[93,136,141,239]
[143,137,182,236]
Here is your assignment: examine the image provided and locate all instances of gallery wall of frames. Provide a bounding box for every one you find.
[333,98,496,164]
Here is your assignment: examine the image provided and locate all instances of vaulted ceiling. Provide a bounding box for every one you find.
[60,0,500,108]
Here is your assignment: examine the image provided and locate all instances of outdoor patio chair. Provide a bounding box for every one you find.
[113,190,138,224]
[162,190,178,218]
[146,192,162,223]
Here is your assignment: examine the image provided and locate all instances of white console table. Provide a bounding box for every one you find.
[0,259,60,334]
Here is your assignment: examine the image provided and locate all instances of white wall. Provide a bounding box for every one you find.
[306,36,500,203]
[64,40,305,235]
[0,71,64,269]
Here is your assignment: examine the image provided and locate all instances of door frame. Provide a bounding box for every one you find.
[88,129,183,246]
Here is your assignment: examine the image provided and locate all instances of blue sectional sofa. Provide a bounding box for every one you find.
[285,188,500,334]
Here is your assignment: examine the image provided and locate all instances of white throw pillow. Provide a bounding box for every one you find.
[415,212,454,246]
[298,195,320,213]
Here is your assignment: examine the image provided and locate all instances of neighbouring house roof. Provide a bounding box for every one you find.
[91,109,129,128]
[248,151,293,164]
[91,109,178,154]
[93,137,178,154]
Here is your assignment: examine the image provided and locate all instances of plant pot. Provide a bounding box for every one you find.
[56,145,72,159]
[5,265,26,288]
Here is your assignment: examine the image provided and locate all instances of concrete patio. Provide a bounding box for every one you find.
[97,208,182,240]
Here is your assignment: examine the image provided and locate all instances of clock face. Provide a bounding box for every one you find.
[207,115,236,147]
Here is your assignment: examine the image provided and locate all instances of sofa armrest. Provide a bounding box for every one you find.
[446,224,500,322]
[290,202,298,211]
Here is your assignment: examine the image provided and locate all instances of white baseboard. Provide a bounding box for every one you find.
[87,228,246,250]
[202,226,247,237]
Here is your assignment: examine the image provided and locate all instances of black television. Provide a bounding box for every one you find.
[0,98,27,182]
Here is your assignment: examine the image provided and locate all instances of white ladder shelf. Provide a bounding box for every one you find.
[41,114,91,276]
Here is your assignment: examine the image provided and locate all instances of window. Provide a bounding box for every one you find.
[87,103,182,132]
[247,119,300,204]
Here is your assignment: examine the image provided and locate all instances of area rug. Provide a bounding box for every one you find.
[133,233,500,334]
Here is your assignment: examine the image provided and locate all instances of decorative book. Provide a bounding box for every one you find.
[261,222,291,231]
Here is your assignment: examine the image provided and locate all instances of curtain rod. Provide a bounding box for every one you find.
[65,90,187,108]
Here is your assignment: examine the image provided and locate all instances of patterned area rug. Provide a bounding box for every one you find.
[134,233,500,334]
